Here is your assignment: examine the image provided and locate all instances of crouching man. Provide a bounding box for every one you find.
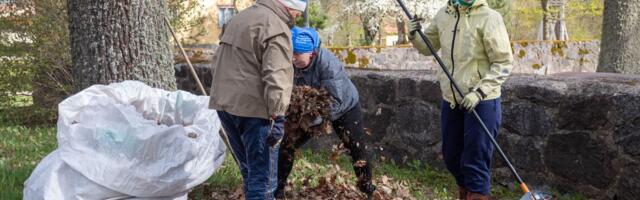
[275,27,377,199]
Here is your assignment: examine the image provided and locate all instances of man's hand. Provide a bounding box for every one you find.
[271,114,280,120]
[267,115,285,147]
[461,91,482,111]
[408,15,424,38]
[310,116,323,127]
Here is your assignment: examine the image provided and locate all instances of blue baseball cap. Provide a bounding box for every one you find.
[291,26,320,54]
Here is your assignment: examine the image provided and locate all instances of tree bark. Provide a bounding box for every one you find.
[361,15,380,46]
[396,16,408,45]
[598,0,640,74]
[541,0,553,40]
[554,4,568,40]
[68,0,176,91]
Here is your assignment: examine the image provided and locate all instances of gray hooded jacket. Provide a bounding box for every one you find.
[294,48,359,121]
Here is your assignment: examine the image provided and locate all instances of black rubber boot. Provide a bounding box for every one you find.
[274,190,286,200]
[360,183,377,199]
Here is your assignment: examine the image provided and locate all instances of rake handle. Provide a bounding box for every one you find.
[163,15,239,167]
[395,0,535,198]
[164,16,208,96]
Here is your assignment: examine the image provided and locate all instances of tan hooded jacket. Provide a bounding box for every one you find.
[411,0,514,106]
[209,0,295,119]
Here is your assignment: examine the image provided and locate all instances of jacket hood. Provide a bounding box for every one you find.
[257,0,295,27]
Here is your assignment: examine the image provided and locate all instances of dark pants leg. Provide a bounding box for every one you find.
[441,101,466,187]
[441,99,502,195]
[332,103,375,194]
[275,131,312,197]
[217,111,284,200]
[275,103,375,196]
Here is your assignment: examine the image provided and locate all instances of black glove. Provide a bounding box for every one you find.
[310,116,323,127]
[267,116,285,147]
[408,15,424,36]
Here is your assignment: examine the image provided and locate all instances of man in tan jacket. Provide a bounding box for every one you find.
[209,0,306,199]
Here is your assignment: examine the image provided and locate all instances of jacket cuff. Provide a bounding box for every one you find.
[410,36,430,56]
[408,31,417,40]
[474,84,492,99]
[475,88,487,99]
[268,103,288,117]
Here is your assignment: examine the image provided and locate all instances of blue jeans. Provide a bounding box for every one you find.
[441,98,502,195]
[217,111,285,200]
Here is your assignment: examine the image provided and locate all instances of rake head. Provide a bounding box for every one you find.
[520,191,554,200]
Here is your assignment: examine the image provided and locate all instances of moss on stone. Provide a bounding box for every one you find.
[345,50,357,65]
[578,48,590,56]
[551,41,568,57]
[358,57,370,68]
[518,49,527,59]
[532,63,542,69]
[578,57,593,66]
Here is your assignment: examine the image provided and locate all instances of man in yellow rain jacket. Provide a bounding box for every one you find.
[409,0,513,199]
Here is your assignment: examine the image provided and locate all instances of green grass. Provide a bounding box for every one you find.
[206,153,243,190]
[0,95,56,126]
[193,149,585,200]
[0,95,33,107]
[0,125,57,200]
[0,123,586,200]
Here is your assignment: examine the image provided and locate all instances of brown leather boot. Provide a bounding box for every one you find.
[458,187,468,200]
[467,192,490,200]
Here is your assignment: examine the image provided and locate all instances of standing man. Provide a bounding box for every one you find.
[408,0,513,199]
[275,27,377,199]
[209,0,307,199]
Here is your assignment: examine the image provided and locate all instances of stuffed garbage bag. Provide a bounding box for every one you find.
[24,81,226,199]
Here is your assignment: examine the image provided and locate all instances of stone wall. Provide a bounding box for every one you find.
[173,44,640,200]
[174,44,217,95]
[329,41,600,75]
[176,41,601,76]
[307,70,636,200]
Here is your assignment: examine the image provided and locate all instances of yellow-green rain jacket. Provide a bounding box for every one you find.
[411,0,513,107]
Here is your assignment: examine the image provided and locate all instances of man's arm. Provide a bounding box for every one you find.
[318,51,351,120]
[474,13,513,95]
[262,34,294,117]
[410,19,441,56]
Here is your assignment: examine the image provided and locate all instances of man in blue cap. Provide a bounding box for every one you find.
[275,26,377,199]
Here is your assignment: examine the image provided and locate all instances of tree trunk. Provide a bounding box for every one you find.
[598,0,640,74]
[554,4,568,40]
[361,17,378,46]
[541,0,553,40]
[68,0,177,92]
[396,16,408,45]
[378,25,383,46]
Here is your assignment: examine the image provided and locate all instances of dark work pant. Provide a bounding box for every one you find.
[441,98,502,195]
[217,111,285,200]
[275,103,374,196]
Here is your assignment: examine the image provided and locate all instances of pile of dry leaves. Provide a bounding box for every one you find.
[188,86,417,199]
[279,163,416,200]
[191,161,416,200]
[284,86,334,146]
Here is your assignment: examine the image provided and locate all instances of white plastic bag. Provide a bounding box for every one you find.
[24,81,225,199]
[23,150,189,200]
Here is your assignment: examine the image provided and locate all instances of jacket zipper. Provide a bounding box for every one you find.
[450,5,461,107]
